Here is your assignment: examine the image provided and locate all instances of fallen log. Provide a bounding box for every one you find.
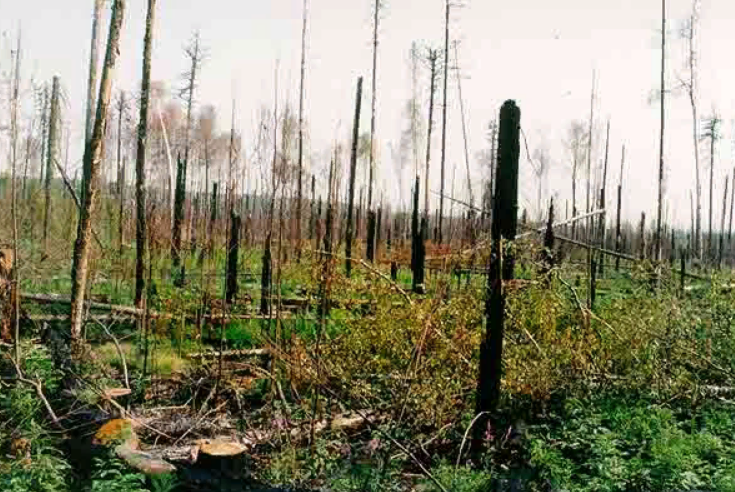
[186,349,270,361]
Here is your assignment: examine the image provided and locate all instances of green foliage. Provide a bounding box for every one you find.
[525,395,735,491]
[87,455,149,492]
[150,473,179,492]
[0,445,71,492]
[424,464,493,492]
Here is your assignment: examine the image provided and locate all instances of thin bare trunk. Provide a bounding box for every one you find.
[453,42,474,210]
[425,50,440,219]
[43,76,60,255]
[135,0,156,308]
[83,0,105,202]
[438,0,450,244]
[70,0,126,341]
[345,77,364,278]
[368,0,380,214]
[655,0,666,262]
[296,0,308,262]
[10,30,22,362]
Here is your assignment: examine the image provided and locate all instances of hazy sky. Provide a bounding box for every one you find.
[1,0,735,228]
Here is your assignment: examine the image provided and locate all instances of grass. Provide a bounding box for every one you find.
[7,211,735,491]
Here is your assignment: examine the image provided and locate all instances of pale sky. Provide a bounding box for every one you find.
[1,0,735,228]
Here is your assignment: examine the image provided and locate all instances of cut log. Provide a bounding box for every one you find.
[116,445,177,475]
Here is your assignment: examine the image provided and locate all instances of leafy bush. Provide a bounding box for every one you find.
[0,445,71,492]
[526,395,735,491]
[87,455,149,492]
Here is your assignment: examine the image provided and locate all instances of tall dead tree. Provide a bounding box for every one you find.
[719,175,728,268]
[85,0,104,148]
[367,0,382,215]
[598,120,610,274]
[70,0,126,341]
[296,0,309,262]
[704,114,721,262]
[115,91,128,255]
[655,0,666,262]
[173,31,204,283]
[453,41,474,210]
[475,100,521,445]
[729,166,735,261]
[345,77,363,277]
[438,0,451,244]
[681,0,702,258]
[424,49,440,219]
[9,30,22,360]
[135,0,156,308]
[615,145,625,270]
[43,76,60,256]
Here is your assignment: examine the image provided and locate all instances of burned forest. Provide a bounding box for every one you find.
[3,1,735,491]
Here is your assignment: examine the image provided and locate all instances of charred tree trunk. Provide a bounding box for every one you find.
[70,0,126,341]
[366,210,376,263]
[542,199,555,275]
[43,76,60,257]
[729,167,735,265]
[639,212,646,260]
[719,175,728,269]
[475,100,521,446]
[202,182,218,265]
[226,211,241,304]
[260,233,272,316]
[345,77,363,278]
[615,145,625,271]
[376,204,382,261]
[309,174,315,241]
[134,0,155,309]
[172,154,186,286]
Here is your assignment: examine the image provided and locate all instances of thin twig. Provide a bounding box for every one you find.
[9,357,64,429]
[456,411,491,468]
[172,401,227,446]
[93,317,130,389]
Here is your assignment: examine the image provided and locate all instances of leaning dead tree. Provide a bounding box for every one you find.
[135,0,157,308]
[453,41,474,211]
[70,0,126,342]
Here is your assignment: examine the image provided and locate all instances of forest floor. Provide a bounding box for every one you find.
[3,241,735,492]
